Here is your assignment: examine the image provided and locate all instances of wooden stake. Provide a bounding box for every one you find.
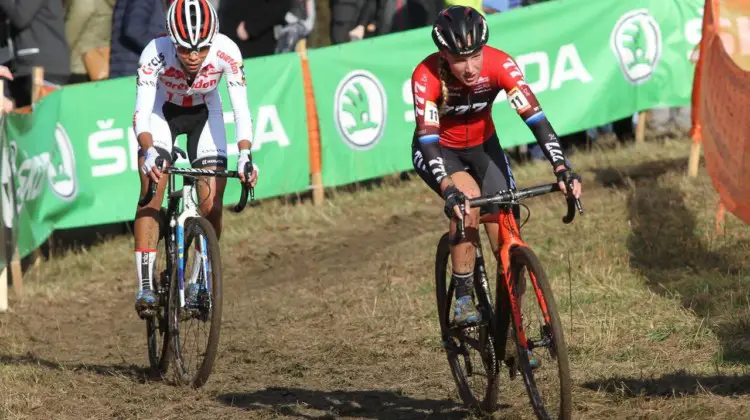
[298,41,324,206]
[29,67,46,266]
[31,66,44,104]
[635,111,648,144]
[716,201,726,234]
[688,142,701,177]
[10,247,22,297]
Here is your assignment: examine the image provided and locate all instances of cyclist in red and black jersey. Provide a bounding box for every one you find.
[411,6,582,326]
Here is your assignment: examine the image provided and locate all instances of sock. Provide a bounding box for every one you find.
[453,271,474,299]
[136,249,156,292]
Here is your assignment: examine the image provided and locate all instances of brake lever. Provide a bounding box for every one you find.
[569,179,583,215]
[453,202,466,244]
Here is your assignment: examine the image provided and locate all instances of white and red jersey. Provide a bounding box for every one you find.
[133,33,253,143]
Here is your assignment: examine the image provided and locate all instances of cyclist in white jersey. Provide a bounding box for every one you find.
[133,0,257,317]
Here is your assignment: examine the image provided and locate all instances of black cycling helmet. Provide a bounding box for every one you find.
[432,6,488,56]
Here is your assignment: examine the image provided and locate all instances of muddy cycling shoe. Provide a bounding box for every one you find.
[452,296,481,327]
[135,289,157,319]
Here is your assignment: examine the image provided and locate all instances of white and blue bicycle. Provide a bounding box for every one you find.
[138,145,253,388]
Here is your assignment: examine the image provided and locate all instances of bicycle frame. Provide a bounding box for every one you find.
[456,183,582,353]
[164,174,208,309]
[139,149,252,310]
[487,208,548,353]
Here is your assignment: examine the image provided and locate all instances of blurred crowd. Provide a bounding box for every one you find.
[0,0,688,155]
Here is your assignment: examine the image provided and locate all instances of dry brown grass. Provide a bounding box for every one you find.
[2,137,750,419]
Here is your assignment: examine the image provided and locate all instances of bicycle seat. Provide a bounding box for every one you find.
[171,146,188,163]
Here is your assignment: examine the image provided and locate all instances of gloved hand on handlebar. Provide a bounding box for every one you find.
[554,163,582,199]
[237,149,259,187]
[443,184,470,220]
[141,147,163,183]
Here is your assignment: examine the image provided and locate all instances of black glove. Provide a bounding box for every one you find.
[555,165,582,196]
[443,185,465,219]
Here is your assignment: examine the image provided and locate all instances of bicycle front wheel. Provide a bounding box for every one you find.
[435,233,500,414]
[169,217,223,388]
[507,246,572,420]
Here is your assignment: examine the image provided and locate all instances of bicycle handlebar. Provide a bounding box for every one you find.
[452,182,584,242]
[138,150,255,212]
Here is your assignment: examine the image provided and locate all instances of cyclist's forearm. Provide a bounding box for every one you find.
[137,132,155,151]
[419,136,449,190]
[439,177,455,195]
[237,139,252,151]
[526,115,568,169]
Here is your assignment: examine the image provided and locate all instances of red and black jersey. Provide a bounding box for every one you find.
[411,46,546,150]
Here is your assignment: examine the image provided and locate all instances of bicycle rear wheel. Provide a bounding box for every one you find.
[147,209,171,375]
[169,217,223,388]
[507,246,572,420]
[435,233,499,414]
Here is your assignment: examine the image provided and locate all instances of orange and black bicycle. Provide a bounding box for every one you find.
[435,182,582,419]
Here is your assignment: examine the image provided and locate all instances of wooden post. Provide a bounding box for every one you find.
[0,267,7,312]
[31,66,44,104]
[716,200,726,234]
[298,39,324,205]
[688,142,701,177]
[10,248,22,297]
[635,111,648,144]
[30,67,47,265]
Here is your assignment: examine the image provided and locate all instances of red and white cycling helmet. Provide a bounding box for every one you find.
[166,0,219,51]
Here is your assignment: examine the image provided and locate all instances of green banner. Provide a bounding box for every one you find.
[3,91,66,256]
[6,52,309,257]
[308,0,704,187]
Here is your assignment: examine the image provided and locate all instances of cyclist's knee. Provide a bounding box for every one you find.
[465,206,480,227]
[200,199,222,221]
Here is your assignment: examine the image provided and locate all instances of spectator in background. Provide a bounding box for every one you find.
[406,0,444,29]
[109,0,166,79]
[482,0,521,13]
[65,0,116,84]
[373,0,443,36]
[220,0,290,58]
[330,0,376,44]
[275,0,316,54]
[443,0,484,15]
[0,0,70,108]
[375,0,408,35]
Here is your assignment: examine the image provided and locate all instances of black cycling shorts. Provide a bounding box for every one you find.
[142,102,228,169]
[412,133,518,215]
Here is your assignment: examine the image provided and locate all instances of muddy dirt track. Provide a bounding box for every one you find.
[3,142,750,419]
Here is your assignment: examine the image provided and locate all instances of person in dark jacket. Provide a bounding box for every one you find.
[109,0,166,78]
[0,0,70,108]
[220,0,290,59]
[329,0,376,45]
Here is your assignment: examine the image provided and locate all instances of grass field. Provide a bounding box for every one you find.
[2,136,750,419]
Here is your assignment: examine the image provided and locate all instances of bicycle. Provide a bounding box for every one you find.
[137,145,254,388]
[434,181,582,419]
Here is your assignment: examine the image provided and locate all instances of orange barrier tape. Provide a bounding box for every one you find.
[699,0,750,224]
